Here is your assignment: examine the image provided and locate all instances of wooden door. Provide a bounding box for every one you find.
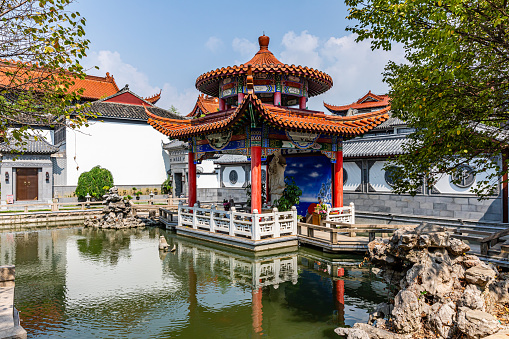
[16,168,38,201]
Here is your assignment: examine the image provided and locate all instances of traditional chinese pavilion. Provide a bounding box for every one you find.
[147,35,390,215]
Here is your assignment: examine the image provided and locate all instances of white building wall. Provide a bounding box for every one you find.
[434,163,498,195]
[197,172,219,188]
[344,162,361,191]
[369,161,392,192]
[66,119,170,186]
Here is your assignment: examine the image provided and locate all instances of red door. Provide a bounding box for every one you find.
[16,168,38,201]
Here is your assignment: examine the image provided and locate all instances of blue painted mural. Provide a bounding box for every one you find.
[285,155,332,216]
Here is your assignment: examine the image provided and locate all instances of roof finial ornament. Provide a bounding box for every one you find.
[122,84,129,91]
[258,34,270,50]
[246,65,254,93]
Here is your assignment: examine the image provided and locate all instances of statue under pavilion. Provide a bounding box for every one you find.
[146,34,390,215]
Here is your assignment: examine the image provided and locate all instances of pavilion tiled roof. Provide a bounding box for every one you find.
[187,94,220,117]
[195,35,333,98]
[144,90,161,105]
[68,72,119,101]
[324,91,390,114]
[0,60,163,102]
[146,93,390,139]
[81,86,184,122]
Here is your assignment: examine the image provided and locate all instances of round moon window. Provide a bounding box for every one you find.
[451,165,475,188]
[229,170,238,185]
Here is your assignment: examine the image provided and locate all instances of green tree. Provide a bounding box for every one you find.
[75,166,113,200]
[346,0,509,197]
[0,0,91,146]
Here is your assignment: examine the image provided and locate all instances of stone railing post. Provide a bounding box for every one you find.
[350,202,355,224]
[178,201,183,226]
[272,207,280,238]
[210,205,216,233]
[192,203,198,229]
[291,206,298,235]
[252,209,260,240]
[229,207,236,236]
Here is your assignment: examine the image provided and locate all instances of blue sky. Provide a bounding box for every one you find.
[76,0,405,113]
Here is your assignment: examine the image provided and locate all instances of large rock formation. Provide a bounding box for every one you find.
[84,187,145,229]
[336,224,509,339]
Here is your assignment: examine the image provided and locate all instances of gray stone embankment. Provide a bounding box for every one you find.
[84,187,153,229]
[336,224,509,339]
[0,266,26,339]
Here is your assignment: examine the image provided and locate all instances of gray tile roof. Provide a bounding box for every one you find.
[162,139,188,150]
[83,102,183,121]
[0,137,59,154]
[344,135,408,158]
[9,113,58,127]
[214,154,248,164]
[374,116,406,129]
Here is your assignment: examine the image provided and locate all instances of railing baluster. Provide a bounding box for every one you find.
[272,207,280,238]
[229,207,236,236]
[252,209,260,240]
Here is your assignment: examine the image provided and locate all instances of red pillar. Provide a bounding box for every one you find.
[219,98,226,111]
[333,150,344,208]
[299,96,306,109]
[188,151,197,207]
[333,279,345,325]
[251,146,262,213]
[274,92,281,106]
[252,288,263,334]
[238,93,245,105]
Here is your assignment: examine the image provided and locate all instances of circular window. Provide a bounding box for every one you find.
[343,168,348,185]
[261,169,267,183]
[384,166,399,187]
[229,170,238,185]
[451,165,475,188]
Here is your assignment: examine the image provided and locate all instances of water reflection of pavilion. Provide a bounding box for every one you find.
[167,236,299,289]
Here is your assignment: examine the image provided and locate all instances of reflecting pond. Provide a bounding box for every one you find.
[0,227,387,338]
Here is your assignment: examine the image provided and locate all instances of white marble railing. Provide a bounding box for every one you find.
[326,202,355,224]
[178,203,298,240]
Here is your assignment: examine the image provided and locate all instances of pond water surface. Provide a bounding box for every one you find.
[0,227,387,338]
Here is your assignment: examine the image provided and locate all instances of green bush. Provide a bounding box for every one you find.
[75,166,114,201]
[273,177,302,212]
[161,177,172,194]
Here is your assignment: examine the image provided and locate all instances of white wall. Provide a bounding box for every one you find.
[344,162,361,191]
[222,166,246,188]
[66,120,170,186]
[434,162,498,195]
[370,161,392,192]
[197,172,219,188]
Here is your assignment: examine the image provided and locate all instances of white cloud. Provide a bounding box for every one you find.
[313,33,406,111]
[286,169,298,175]
[280,31,321,69]
[276,31,406,111]
[232,38,257,58]
[205,36,223,53]
[315,163,323,168]
[82,50,198,115]
[309,172,320,178]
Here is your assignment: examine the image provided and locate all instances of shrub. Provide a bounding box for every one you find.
[273,177,302,212]
[161,177,172,194]
[75,166,114,201]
